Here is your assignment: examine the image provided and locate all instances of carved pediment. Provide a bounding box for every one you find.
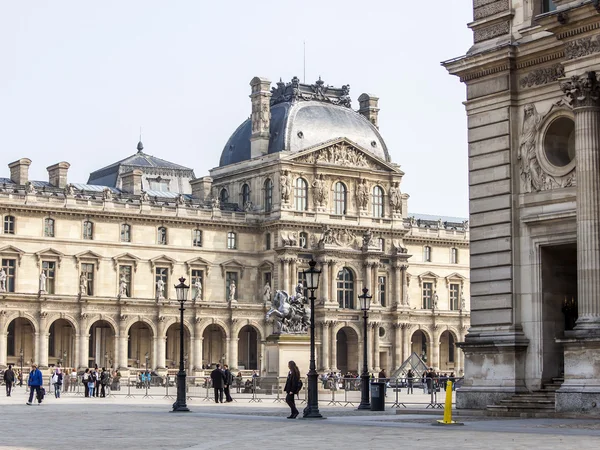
[418,271,439,287]
[112,253,141,272]
[445,272,467,288]
[290,138,401,173]
[74,250,102,270]
[185,256,212,275]
[0,245,25,266]
[220,259,246,278]
[258,261,274,272]
[150,255,177,274]
[35,248,65,268]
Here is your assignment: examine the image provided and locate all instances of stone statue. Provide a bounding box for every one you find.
[362,229,375,248]
[517,104,544,193]
[65,184,76,196]
[79,272,88,296]
[280,172,292,202]
[211,196,220,209]
[460,293,466,311]
[437,219,445,229]
[39,272,47,294]
[356,178,369,209]
[102,188,113,201]
[244,201,253,212]
[119,275,128,298]
[281,231,298,247]
[389,182,402,213]
[0,268,7,292]
[409,216,417,227]
[462,220,469,231]
[140,191,150,203]
[156,279,165,300]
[265,289,310,334]
[312,174,327,206]
[193,278,202,301]
[263,282,272,303]
[176,194,185,206]
[229,280,236,301]
[26,182,36,194]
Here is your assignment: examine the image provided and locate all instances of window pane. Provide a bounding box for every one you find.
[242,184,250,205]
[422,282,432,309]
[44,218,55,237]
[192,269,204,300]
[227,232,236,249]
[42,261,56,294]
[81,263,94,296]
[542,0,556,13]
[378,276,386,307]
[450,283,460,311]
[193,229,202,247]
[337,268,354,309]
[334,183,347,215]
[295,178,307,211]
[155,268,168,299]
[299,232,308,249]
[121,224,131,242]
[265,233,271,250]
[372,187,384,218]
[1,259,16,292]
[119,265,132,298]
[220,188,229,203]
[265,179,273,212]
[4,216,15,234]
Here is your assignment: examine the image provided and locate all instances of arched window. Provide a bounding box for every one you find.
[294,178,308,211]
[82,220,93,240]
[299,231,308,249]
[241,183,251,205]
[424,245,432,262]
[372,186,384,218]
[227,231,237,249]
[120,224,131,242]
[44,218,55,237]
[451,248,458,264]
[3,215,15,234]
[193,229,202,247]
[158,226,167,245]
[334,182,347,215]
[264,179,273,212]
[219,188,229,203]
[337,267,355,309]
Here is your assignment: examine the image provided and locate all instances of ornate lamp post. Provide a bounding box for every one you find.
[172,277,190,412]
[303,259,323,419]
[358,287,372,410]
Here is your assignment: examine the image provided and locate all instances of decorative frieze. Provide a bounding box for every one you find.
[473,20,510,43]
[519,64,565,89]
[295,142,379,169]
[565,35,600,60]
[473,0,509,21]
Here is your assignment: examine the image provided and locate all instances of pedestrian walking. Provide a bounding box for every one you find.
[26,364,43,405]
[223,364,234,402]
[82,369,90,397]
[406,369,414,394]
[100,368,109,397]
[210,364,225,403]
[51,367,63,398]
[235,372,243,393]
[284,360,301,419]
[3,364,15,397]
[70,368,77,392]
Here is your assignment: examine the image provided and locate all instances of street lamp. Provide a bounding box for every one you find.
[358,287,372,410]
[302,259,323,419]
[19,348,24,386]
[172,277,190,412]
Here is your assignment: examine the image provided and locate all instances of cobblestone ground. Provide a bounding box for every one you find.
[1,387,600,449]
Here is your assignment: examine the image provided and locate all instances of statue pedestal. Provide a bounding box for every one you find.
[265,334,313,378]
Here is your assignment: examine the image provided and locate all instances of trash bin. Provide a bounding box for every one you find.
[370,381,385,411]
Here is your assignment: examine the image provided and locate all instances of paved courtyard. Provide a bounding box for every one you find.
[1,387,599,449]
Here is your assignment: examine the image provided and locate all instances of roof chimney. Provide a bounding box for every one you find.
[358,93,380,128]
[47,162,70,188]
[121,169,143,195]
[249,77,272,159]
[8,158,32,185]
[190,176,213,201]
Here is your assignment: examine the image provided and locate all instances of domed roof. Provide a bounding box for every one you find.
[219,79,389,167]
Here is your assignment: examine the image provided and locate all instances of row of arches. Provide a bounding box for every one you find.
[4,317,261,371]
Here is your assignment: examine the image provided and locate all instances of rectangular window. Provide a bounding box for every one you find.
[44,218,55,237]
[192,269,204,300]
[193,229,202,247]
[449,283,460,311]
[1,259,16,292]
[81,263,94,296]
[378,238,385,252]
[42,261,56,294]
[120,224,131,243]
[3,216,15,234]
[265,233,271,250]
[149,180,169,192]
[83,221,93,240]
[448,334,455,363]
[264,272,272,288]
[451,248,458,264]
[155,267,168,299]
[227,232,237,250]
[158,227,167,245]
[424,246,431,262]
[378,276,386,307]
[542,0,556,13]
[422,282,433,309]
[226,271,238,300]
[297,271,308,298]
[119,265,132,298]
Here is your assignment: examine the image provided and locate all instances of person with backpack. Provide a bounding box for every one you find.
[223,364,234,402]
[3,364,15,397]
[51,367,63,398]
[26,364,43,405]
[284,360,301,419]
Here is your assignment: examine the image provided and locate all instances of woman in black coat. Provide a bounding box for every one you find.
[284,360,300,419]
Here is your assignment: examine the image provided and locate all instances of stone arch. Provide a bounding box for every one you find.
[5,315,37,366]
[125,317,157,338]
[232,320,264,341]
[335,325,360,374]
[87,319,117,368]
[331,320,361,339]
[3,311,38,334]
[438,327,459,344]
[197,318,230,339]
[86,315,118,335]
[165,321,191,369]
[438,328,459,373]
[237,324,261,370]
[410,328,430,363]
[45,314,80,335]
[162,316,194,338]
[47,316,78,367]
[202,322,228,367]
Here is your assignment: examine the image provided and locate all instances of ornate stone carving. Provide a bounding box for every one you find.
[388,182,402,213]
[295,142,378,169]
[156,278,165,300]
[561,71,600,109]
[565,35,600,60]
[265,287,310,334]
[362,230,376,248]
[473,0,509,20]
[25,182,36,195]
[473,20,509,43]
[280,230,298,247]
[311,174,328,206]
[519,64,565,89]
[280,170,292,203]
[356,178,369,209]
[270,76,351,108]
[65,184,76,197]
[391,239,408,255]
[102,188,113,201]
[318,226,357,248]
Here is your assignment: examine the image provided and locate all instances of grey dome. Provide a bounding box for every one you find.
[219,101,389,167]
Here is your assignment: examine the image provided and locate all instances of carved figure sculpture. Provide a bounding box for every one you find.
[26,182,36,194]
[356,178,369,209]
[176,194,185,205]
[156,279,165,300]
[229,280,236,301]
[389,182,402,213]
[39,272,47,294]
[312,174,327,206]
[193,279,202,301]
[65,184,76,196]
[0,268,7,292]
[263,282,272,303]
[281,231,298,247]
[79,272,88,296]
[265,289,310,334]
[280,171,292,202]
[140,191,150,202]
[102,188,113,201]
[518,104,544,193]
[119,275,128,298]
[211,197,220,209]
[362,229,375,248]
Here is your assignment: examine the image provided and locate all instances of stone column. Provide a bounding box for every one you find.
[157,317,166,369]
[431,328,440,370]
[79,334,90,369]
[281,258,290,294]
[321,321,330,371]
[366,324,373,372]
[400,264,409,307]
[260,340,266,374]
[330,330,338,372]
[402,324,410,363]
[373,322,380,372]
[39,332,49,368]
[364,262,373,303]
[224,338,230,366]
[194,319,203,370]
[562,72,600,332]
[118,317,128,369]
[289,259,297,294]
[0,311,6,368]
[394,324,402,369]
[319,258,329,303]
[229,337,239,369]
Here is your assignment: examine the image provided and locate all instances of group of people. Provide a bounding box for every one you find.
[209,363,235,403]
[404,368,457,394]
[81,367,112,398]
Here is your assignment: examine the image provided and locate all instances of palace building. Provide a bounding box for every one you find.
[444,0,600,413]
[0,76,469,377]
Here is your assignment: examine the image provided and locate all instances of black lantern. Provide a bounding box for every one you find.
[357,287,372,410]
[172,277,190,412]
[302,260,323,419]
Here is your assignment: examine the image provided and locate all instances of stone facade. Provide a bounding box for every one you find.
[0,77,470,378]
[444,0,600,413]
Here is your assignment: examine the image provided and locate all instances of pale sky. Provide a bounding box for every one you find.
[0,1,473,217]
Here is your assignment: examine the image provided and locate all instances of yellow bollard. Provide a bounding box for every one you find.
[433,381,464,426]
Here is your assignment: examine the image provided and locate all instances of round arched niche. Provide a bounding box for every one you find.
[539,115,576,177]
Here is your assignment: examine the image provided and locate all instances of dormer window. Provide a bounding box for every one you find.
[149,177,170,192]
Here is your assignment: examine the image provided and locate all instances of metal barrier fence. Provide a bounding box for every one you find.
[42,375,460,408]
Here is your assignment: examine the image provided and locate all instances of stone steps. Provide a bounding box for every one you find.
[485,380,563,416]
